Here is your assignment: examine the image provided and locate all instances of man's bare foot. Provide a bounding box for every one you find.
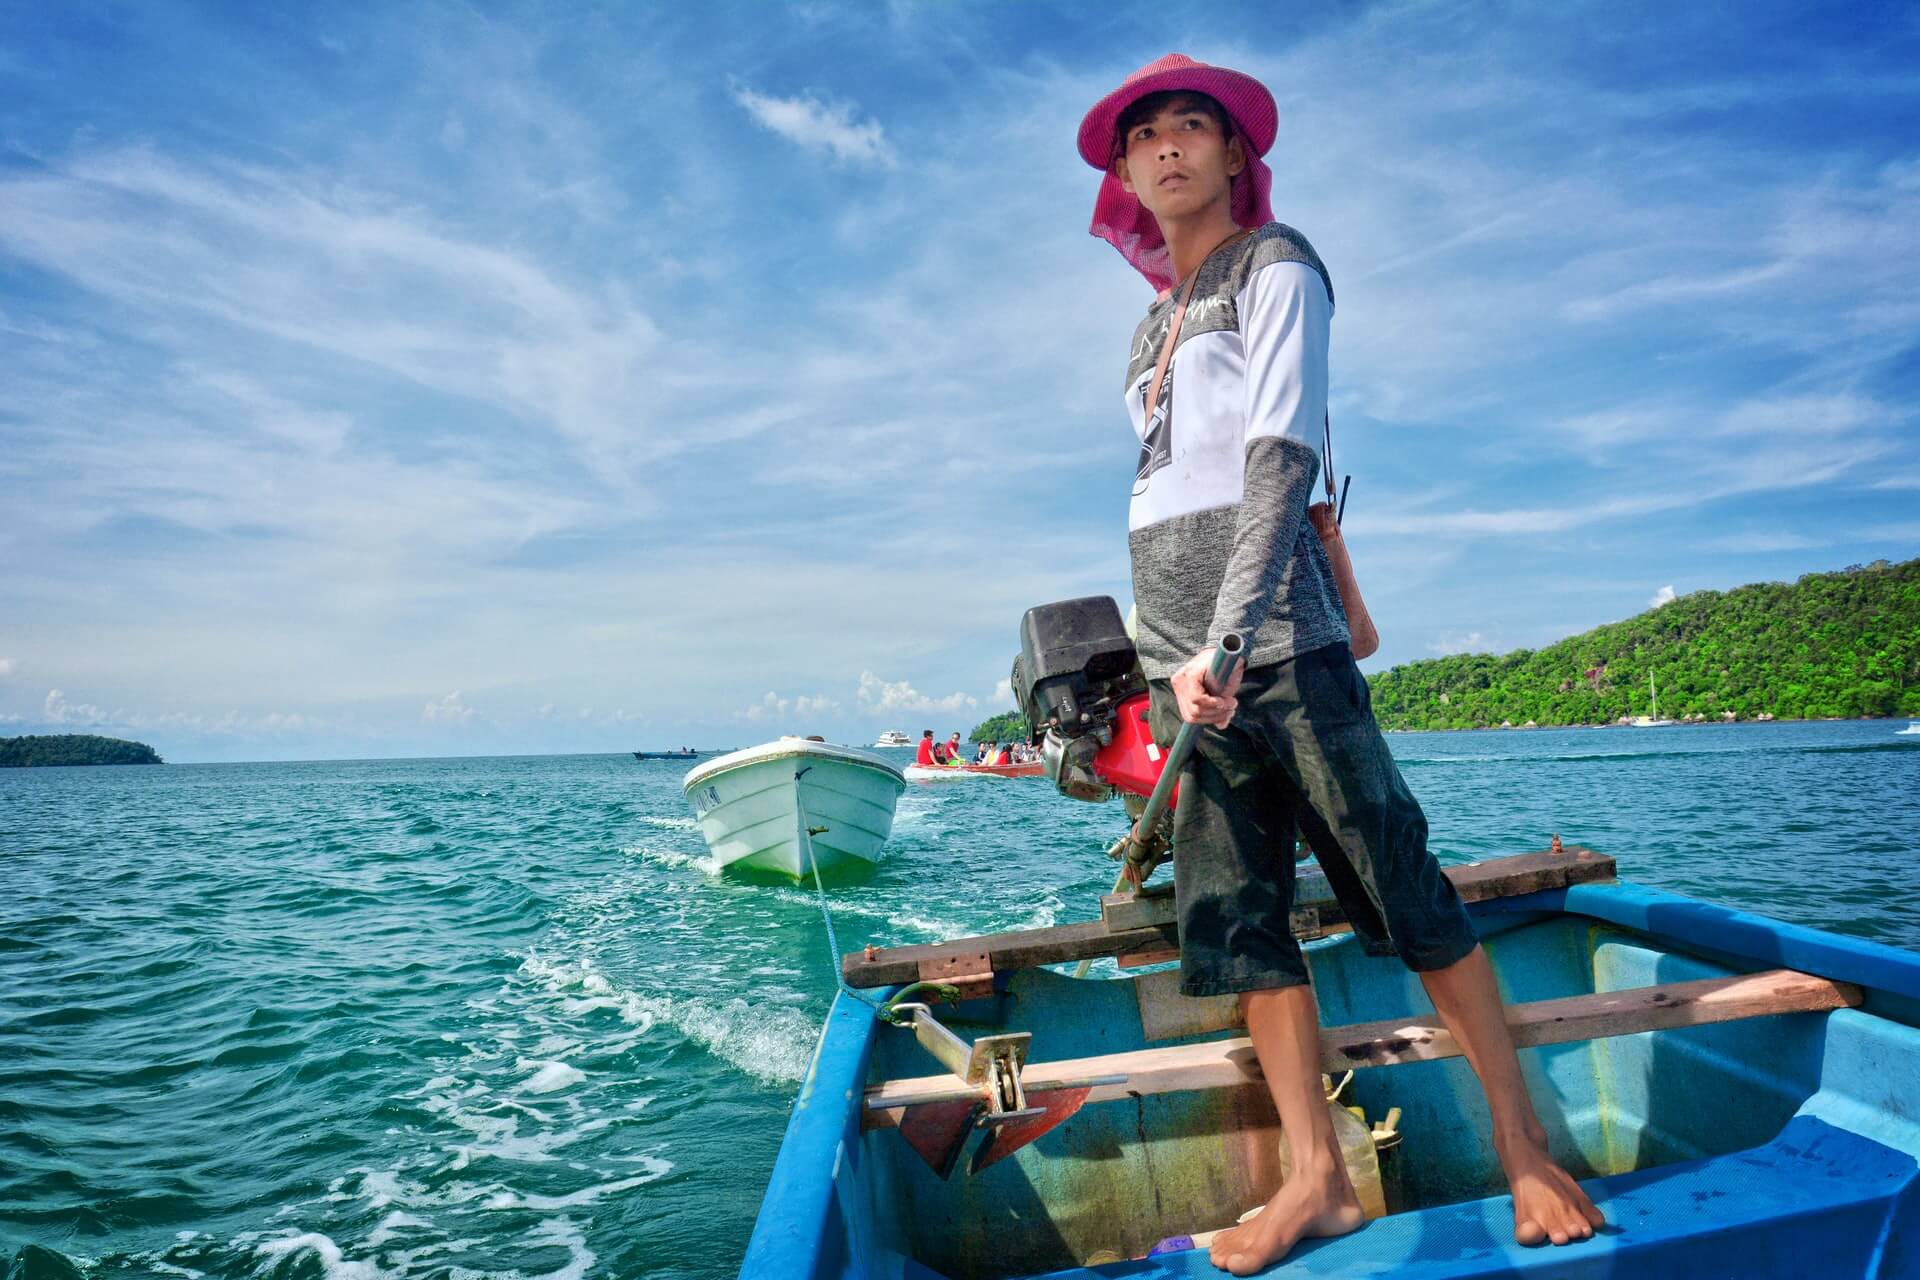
[1207,1155,1365,1276]
[1497,1120,1605,1247]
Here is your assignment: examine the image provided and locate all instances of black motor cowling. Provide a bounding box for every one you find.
[1011,596,1147,801]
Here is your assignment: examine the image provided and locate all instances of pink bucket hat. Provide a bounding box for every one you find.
[1078,53,1278,292]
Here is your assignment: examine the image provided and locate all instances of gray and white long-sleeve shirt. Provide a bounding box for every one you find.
[1125,222,1349,680]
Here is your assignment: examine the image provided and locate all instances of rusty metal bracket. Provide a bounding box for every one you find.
[884,1000,1122,1178]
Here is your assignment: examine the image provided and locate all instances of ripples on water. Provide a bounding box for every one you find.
[3,723,1917,1277]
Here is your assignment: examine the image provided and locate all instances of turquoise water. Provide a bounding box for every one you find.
[5,722,1919,1278]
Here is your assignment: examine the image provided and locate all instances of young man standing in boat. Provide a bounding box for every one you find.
[1079,55,1604,1274]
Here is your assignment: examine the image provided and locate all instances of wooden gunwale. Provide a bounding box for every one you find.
[840,845,1616,989]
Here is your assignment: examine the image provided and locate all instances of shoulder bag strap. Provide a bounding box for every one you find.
[1143,270,1199,427]
[1144,228,1252,425]
[1322,411,1338,507]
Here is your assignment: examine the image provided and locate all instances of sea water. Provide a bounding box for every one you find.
[4,721,1918,1278]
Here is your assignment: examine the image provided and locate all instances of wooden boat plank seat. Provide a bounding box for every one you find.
[862,968,1860,1124]
[841,845,1616,989]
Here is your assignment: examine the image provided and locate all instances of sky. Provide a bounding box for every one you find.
[1,1,1916,762]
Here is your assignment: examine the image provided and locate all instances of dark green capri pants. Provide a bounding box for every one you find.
[1147,643,1479,998]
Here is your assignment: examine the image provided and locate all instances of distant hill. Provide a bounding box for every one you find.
[0,734,164,767]
[1370,558,1920,731]
[968,711,1029,743]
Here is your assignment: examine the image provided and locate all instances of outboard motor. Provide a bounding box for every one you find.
[1012,596,1166,804]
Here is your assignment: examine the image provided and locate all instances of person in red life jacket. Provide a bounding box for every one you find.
[945,732,964,766]
[915,730,936,766]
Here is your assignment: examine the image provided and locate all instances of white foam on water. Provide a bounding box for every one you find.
[529,950,815,1083]
[364,1211,431,1249]
[357,1169,401,1209]
[1018,894,1064,931]
[765,887,970,940]
[480,1158,672,1211]
[383,1237,481,1274]
[417,1091,586,1166]
[617,841,721,875]
[636,816,699,831]
[256,1232,390,1280]
[147,1262,205,1280]
[519,946,815,1079]
[526,1217,596,1280]
[629,991,818,1084]
[518,1059,586,1094]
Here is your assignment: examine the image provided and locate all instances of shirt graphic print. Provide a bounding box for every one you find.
[1133,362,1175,496]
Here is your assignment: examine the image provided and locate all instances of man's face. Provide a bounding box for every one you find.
[1114,98,1245,222]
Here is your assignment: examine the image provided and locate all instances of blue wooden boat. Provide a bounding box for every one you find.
[634,749,702,760]
[740,845,1920,1278]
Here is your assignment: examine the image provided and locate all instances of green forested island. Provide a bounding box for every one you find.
[968,711,1029,743]
[1371,558,1919,731]
[0,734,164,767]
[969,559,1918,739]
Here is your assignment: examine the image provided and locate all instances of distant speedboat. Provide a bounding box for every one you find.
[1898,722,1920,736]
[683,739,906,880]
[873,730,912,748]
[905,761,1044,781]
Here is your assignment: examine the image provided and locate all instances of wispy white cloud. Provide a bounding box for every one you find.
[0,658,15,677]
[422,691,477,725]
[856,672,977,715]
[1426,631,1489,656]
[1649,585,1677,608]
[44,688,107,726]
[1702,531,1823,553]
[736,690,840,721]
[731,86,895,167]
[1860,522,1920,544]
[32,688,332,739]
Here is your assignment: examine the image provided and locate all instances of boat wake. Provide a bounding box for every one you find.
[517,950,817,1087]
[618,841,721,877]
[635,815,700,831]
[764,886,975,941]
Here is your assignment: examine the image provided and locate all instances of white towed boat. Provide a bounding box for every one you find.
[683,739,906,880]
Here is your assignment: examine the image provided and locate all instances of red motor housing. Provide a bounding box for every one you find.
[1090,691,1178,806]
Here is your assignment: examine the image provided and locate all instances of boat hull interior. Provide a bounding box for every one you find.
[743,878,1920,1278]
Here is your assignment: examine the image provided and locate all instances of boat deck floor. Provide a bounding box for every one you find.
[1022,1115,1916,1279]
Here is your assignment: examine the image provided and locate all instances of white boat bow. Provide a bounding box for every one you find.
[683,740,906,880]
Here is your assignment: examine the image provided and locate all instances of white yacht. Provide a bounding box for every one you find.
[1631,671,1676,728]
[872,730,912,748]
